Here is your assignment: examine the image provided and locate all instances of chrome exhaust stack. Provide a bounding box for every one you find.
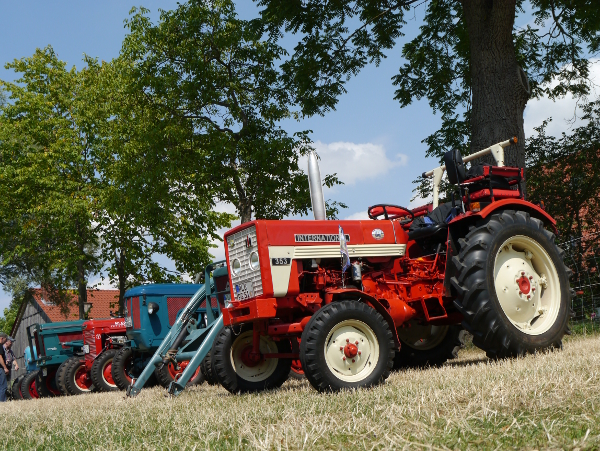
[308,151,327,220]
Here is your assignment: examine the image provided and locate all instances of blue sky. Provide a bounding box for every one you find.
[0,1,595,311]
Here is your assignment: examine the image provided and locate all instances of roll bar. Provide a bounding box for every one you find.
[422,137,517,208]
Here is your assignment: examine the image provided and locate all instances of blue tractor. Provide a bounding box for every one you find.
[111,282,218,389]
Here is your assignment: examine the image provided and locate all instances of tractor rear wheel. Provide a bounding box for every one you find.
[201,352,219,385]
[64,357,93,395]
[36,367,61,398]
[11,374,25,400]
[300,300,395,392]
[211,325,292,394]
[21,371,39,400]
[154,360,204,388]
[91,349,119,392]
[450,210,571,358]
[394,323,466,368]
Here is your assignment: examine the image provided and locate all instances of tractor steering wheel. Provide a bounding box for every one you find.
[367,204,415,224]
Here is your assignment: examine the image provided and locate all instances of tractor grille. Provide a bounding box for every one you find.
[227,225,263,301]
[131,297,140,329]
[84,329,97,358]
[167,297,190,326]
[200,297,219,309]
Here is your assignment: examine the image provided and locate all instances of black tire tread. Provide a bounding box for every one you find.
[55,357,77,396]
[111,346,134,391]
[201,351,219,385]
[21,371,39,400]
[11,374,25,400]
[64,357,92,395]
[394,326,467,369]
[91,349,119,392]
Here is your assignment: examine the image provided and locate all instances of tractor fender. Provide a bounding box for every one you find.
[449,199,556,232]
[325,288,402,348]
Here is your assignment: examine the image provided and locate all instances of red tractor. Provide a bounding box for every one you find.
[56,318,127,395]
[210,138,572,393]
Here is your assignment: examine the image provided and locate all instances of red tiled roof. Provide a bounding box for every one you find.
[30,288,120,322]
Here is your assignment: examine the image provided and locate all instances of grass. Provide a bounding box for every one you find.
[3,333,600,450]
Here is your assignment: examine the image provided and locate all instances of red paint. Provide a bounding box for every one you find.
[132,297,140,329]
[103,361,115,385]
[166,360,201,382]
[517,276,531,294]
[82,318,127,372]
[167,297,191,326]
[28,378,39,399]
[343,343,358,358]
[74,364,93,390]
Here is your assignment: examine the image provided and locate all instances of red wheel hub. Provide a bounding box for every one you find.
[343,343,358,358]
[240,346,263,367]
[75,366,93,390]
[167,360,201,382]
[517,275,531,294]
[103,361,115,385]
[29,379,39,399]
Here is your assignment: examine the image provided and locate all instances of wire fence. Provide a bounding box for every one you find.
[561,229,600,332]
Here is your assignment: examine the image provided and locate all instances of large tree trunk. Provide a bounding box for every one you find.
[117,248,126,316]
[461,0,530,186]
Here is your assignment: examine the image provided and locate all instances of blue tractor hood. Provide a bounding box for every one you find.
[124,283,204,298]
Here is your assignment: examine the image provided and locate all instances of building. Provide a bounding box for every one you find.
[9,288,119,379]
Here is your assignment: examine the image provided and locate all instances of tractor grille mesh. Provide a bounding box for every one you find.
[227,225,263,301]
[199,297,219,308]
[132,297,140,329]
[84,329,97,359]
[166,297,191,326]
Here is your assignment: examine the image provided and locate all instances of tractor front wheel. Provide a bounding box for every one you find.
[21,371,39,400]
[64,357,93,395]
[11,374,25,400]
[211,325,292,394]
[154,360,204,388]
[300,300,395,392]
[91,349,119,392]
[111,347,136,390]
[451,210,571,358]
[394,323,467,368]
[36,367,61,398]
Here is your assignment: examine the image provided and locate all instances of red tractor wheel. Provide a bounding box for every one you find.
[64,358,93,395]
[111,347,135,390]
[91,349,119,392]
[21,371,39,400]
[155,360,204,388]
[36,368,61,397]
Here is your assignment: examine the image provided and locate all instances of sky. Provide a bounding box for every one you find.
[0,1,597,312]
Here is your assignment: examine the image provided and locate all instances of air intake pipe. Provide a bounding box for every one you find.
[308,151,327,220]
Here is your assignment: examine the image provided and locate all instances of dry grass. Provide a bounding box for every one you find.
[3,334,600,450]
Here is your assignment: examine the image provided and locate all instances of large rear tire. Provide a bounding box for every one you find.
[450,210,571,358]
[211,325,292,394]
[21,371,39,400]
[300,300,395,392]
[394,323,466,368]
[91,349,119,392]
[55,357,74,396]
[154,360,204,388]
[111,347,135,390]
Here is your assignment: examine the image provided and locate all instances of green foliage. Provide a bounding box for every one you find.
[0,276,29,334]
[121,0,343,224]
[526,99,600,241]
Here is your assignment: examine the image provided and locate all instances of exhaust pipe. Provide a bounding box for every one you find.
[308,151,327,220]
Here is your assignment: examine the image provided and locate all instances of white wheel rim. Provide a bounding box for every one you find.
[397,322,449,350]
[229,331,278,382]
[324,319,379,383]
[494,235,561,335]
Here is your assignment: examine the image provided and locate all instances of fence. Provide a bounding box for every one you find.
[561,229,600,331]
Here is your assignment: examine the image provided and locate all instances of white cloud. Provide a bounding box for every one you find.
[344,211,371,220]
[524,59,600,138]
[305,141,408,186]
[88,276,117,290]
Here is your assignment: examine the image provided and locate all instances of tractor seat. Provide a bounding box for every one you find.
[408,202,457,242]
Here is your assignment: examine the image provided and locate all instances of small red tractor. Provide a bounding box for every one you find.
[210,138,572,393]
[55,318,127,395]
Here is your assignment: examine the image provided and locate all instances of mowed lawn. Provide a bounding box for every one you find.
[4,334,600,450]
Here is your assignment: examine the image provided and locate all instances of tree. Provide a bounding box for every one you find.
[257,0,600,185]
[121,0,343,224]
[526,100,600,243]
[0,47,101,318]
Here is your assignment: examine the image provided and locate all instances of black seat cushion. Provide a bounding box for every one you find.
[408,223,447,242]
[444,148,466,184]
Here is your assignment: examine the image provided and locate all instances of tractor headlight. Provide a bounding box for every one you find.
[231,258,241,275]
[147,302,159,315]
[249,252,259,270]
